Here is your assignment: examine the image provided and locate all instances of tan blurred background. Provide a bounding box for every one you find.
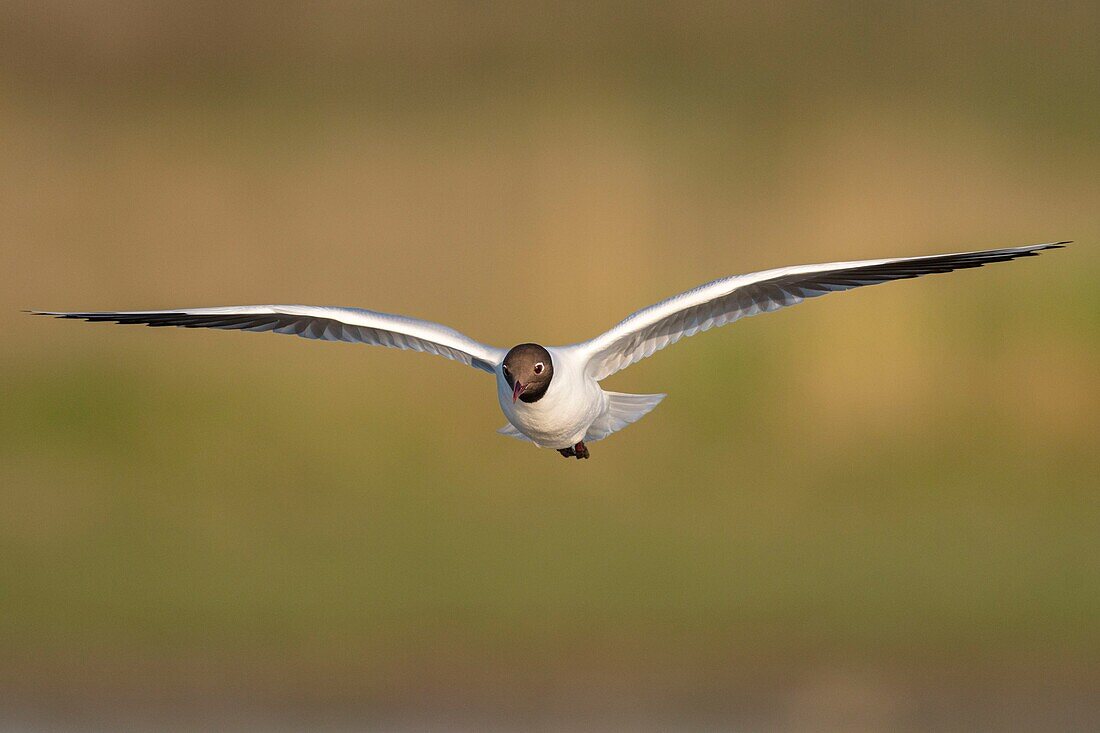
[2,2,1097,730]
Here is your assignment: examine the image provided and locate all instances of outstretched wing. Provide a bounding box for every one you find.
[33,304,505,373]
[576,242,1067,381]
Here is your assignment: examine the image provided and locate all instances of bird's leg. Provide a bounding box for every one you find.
[573,441,590,459]
[557,446,577,458]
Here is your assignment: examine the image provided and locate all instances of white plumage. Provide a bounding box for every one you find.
[35,241,1066,457]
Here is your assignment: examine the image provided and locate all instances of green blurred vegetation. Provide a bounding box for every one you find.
[1,1,1097,728]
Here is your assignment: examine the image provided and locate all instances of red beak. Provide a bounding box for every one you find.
[512,381,525,403]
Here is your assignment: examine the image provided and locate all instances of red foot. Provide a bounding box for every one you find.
[567,441,589,460]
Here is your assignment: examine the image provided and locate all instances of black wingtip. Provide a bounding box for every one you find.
[1021,240,1070,252]
[1011,241,1069,257]
[27,311,110,321]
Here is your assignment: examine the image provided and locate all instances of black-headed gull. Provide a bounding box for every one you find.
[35,242,1066,459]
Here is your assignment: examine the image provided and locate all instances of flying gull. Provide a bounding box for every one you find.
[35,241,1067,459]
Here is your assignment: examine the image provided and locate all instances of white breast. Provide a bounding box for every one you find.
[496,347,606,448]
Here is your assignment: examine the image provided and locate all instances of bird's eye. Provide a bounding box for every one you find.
[533,362,544,375]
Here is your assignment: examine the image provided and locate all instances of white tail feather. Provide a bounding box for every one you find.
[584,391,666,442]
[498,391,666,445]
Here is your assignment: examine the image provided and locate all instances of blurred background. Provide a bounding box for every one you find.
[1,2,1097,730]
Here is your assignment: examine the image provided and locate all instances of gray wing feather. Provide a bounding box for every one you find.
[33,304,504,373]
[579,242,1067,381]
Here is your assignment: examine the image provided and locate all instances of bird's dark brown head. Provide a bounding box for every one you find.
[502,343,553,403]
